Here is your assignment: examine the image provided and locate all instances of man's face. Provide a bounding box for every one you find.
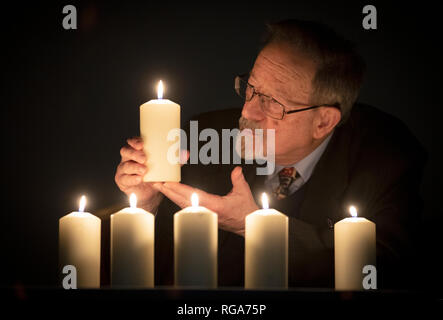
[239,41,319,165]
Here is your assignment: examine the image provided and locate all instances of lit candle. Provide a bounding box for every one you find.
[140,80,181,182]
[111,193,155,287]
[174,193,218,287]
[245,193,288,289]
[334,206,376,290]
[59,195,101,288]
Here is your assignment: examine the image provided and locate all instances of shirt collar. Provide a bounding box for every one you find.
[269,132,333,183]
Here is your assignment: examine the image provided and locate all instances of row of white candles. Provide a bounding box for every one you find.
[59,80,375,290]
[59,192,375,290]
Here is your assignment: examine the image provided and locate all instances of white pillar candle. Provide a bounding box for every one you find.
[59,195,101,288]
[174,193,218,288]
[245,193,288,289]
[111,193,155,287]
[334,206,376,290]
[140,80,181,182]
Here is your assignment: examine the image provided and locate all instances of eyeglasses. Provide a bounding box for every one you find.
[234,73,340,120]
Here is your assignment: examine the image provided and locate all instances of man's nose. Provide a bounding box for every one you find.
[241,97,266,122]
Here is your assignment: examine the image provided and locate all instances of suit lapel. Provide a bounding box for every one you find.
[298,120,354,227]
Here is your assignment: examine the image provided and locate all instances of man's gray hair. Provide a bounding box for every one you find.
[262,19,366,124]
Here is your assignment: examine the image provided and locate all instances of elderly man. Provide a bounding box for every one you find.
[114,20,426,289]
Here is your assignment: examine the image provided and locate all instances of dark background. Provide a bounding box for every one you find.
[1,1,441,289]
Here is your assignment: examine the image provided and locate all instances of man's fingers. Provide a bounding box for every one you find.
[115,160,146,188]
[120,145,146,163]
[127,137,144,150]
[162,182,200,199]
[119,160,146,175]
[153,183,190,208]
[117,174,142,188]
[160,182,221,210]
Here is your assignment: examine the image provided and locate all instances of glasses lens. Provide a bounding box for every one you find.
[261,99,284,120]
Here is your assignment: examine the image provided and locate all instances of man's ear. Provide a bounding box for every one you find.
[312,107,341,139]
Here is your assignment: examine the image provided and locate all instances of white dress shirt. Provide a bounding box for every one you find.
[265,133,333,196]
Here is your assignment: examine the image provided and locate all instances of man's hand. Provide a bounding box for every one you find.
[153,166,259,237]
[115,136,189,212]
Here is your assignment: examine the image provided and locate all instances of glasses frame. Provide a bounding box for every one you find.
[235,73,340,120]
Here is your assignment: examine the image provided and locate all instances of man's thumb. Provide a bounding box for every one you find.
[231,166,249,192]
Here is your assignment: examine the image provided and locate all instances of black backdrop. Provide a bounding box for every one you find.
[1,1,441,289]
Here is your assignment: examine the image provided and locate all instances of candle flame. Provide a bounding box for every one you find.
[79,195,86,212]
[130,193,137,209]
[157,80,163,99]
[261,193,269,210]
[349,206,357,218]
[191,193,199,207]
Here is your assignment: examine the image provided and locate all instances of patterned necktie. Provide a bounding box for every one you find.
[273,167,298,200]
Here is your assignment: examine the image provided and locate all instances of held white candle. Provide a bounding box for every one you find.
[111,193,155,287]
[59,195,101,288]
[174,193,218,288]
[334,206,376,290]
[245,193,288,289]
[140,80,181,182]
